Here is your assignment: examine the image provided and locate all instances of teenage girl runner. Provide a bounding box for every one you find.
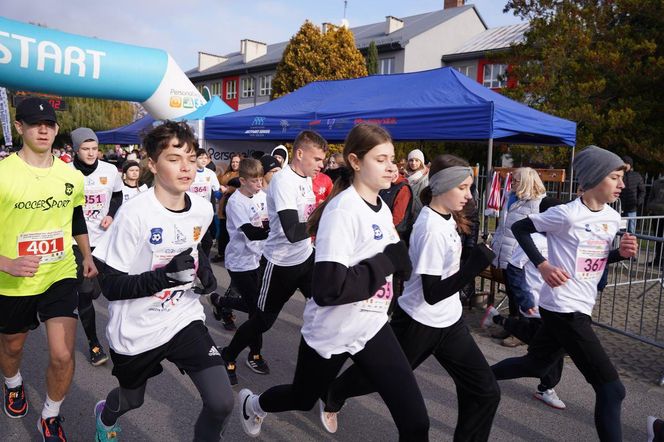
[321,154,500,442]
[237,123,429,441]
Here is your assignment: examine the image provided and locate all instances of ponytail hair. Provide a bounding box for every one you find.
[422,154,473,235]
[307,123,392,236]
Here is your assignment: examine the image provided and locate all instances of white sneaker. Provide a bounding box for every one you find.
[239,388,263,437]
[480,305,499,329]
[534,389,566,409]
[319,400,338,434]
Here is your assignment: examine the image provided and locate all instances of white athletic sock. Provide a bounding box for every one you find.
[250,394,267,418]
[4,371,23,389]
[41,395,64,419]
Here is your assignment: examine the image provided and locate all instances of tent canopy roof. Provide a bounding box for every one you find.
[204,67,576,146]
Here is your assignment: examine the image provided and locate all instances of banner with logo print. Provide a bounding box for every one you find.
[0,17,204,119]
[205,140,278,170]
[0,87,11,147]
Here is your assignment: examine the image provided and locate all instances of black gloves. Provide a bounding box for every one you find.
[383,241,413,281]
[194,251,217,295]
[164,248,196,285]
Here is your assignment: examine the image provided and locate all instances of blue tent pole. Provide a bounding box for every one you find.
[483,137,494,237]
[568,145,576,200]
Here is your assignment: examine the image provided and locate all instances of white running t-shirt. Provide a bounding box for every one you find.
[262,165,315,266]
[122,183,148,202]
[74,160,123,247]
[301,186,399,358]
[92,189,212,355]
[398,206,463,328]
[190,167,221,201]
[529,197,620,315]
[224,190,268,272]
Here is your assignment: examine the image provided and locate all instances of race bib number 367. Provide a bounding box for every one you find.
[17,230,65,263]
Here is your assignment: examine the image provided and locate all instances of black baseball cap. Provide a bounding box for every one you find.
[16,97,57,124]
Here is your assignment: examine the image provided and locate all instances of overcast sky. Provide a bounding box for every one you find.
[2,1,523,70]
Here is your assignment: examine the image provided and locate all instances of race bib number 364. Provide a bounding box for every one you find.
[17,230,65,263]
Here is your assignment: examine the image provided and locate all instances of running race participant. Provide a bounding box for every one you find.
[0,98,96,441]
[210,158,270,384]
[238,124,429,441]
[482,196,567,410]
[219,131,326,380]
[71,127,123,366]
[321,154,499,441]
[120,160,147,202]
[92,121,233,442]
[191,148,221,257]
[491,146,638,442]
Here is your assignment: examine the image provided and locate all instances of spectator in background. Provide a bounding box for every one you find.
[260,155,281,190]
[324,152,345,183]
[271,145,288,167]
[312,170,333,206]
[406,149,429,220]
[620,155,645,233]
[212,154,241,263]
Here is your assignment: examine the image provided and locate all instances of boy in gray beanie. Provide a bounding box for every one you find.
[492,144,637,441]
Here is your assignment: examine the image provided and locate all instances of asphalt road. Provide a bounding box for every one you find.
[4,264,663,441]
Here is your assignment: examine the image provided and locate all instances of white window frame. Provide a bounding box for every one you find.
[209,82,222,96]
[379,57,395,75]
[241,77,255,98]
[225,80,237,100]
[259,74,273,96]
[483,64,507,88]
[454,65,473,78]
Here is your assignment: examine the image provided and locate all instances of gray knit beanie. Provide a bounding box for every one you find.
[574,145,625,191]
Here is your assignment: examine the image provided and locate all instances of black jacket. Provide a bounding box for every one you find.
[620,170,645,213]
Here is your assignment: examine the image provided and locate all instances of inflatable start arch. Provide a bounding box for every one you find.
[0,17,205,119]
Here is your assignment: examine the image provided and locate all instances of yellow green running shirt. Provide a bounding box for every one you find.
[0,153,85,296]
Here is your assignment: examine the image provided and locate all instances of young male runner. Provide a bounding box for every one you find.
[210,158,270,384]
[492,146,638,441]
[71,127,123,366]
[190,148,221,257]
[219,131,326,382]
[120,160,148,202]
[0,98,96,441]
[92,121,233,442]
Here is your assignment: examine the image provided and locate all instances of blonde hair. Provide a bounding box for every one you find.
[513,167,546,201]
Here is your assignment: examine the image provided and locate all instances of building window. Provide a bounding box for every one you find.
[209,82,221,96]
[379,57,395,74]
[241,77,255,98]
[259,75,273,96]
[483,64,507,88]
[225,80,237,100]
[454,65,473,77]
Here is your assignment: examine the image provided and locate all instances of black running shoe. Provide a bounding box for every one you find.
[221,309,237,331]
[225,361,238,385]
[37,415,68,441]
[3,383,28,418]
[246,354,270,375]
[90,345,109,367]
[208,293,222,321]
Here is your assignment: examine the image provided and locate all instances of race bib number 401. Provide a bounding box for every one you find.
[17,230,65,263]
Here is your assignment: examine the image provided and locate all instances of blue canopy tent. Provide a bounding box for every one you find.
[96,96,234,145]
[204,67,577,203]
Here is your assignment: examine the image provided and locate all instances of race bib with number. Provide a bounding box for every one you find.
[17,230,65,263]
[84,187,108,212]
[359,276,393,313]
[190,183,211,200]
[298,196,317,222]
[575,239,609,281]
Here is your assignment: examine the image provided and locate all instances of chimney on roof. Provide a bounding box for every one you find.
[240,39,267,64]
[385,16,404,35]
[198,52,227,71]
[444,0,465,8]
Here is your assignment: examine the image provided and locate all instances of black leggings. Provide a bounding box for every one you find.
[258,323,430,441]
[74,245,101,345]
[491,308,625,442]
[222,269,262,356]
[502,316,564,391]
[100,365,233,441]
[326,308,500,442]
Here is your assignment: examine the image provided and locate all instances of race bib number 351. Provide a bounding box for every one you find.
[17,230,65,263]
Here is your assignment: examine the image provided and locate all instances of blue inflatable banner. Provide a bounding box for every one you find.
[0,17,205,119]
